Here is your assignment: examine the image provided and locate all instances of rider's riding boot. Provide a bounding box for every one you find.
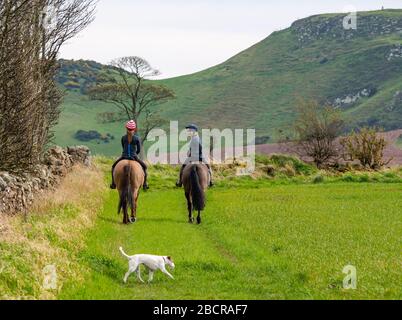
[110,169,116,189]
[207,166,214,187]
[143,173,149,190]
[175,178,183,188]
[176,165,185,187]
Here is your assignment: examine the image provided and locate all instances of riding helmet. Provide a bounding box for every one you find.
[185,124,199,132]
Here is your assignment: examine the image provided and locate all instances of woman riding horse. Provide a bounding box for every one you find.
[177,124,213,224]
[176,124,213,188]
[111,120,147,224]
[110,120,149,190]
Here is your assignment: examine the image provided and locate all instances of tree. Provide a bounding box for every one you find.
[88,56,175,143]
[340,127,392,169]
[292,100,344,168]
[0,0,96,171]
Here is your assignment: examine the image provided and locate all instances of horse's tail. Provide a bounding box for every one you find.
[118,164,134,215]
[190,165,205,211]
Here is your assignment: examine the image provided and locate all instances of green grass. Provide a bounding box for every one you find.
[0,165,106,300]
[58,160,402,300]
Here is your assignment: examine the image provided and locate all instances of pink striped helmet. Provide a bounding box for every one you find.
[126,120,137,131]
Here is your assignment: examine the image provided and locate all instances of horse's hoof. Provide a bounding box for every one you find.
[130,218,137,224]
[189,218,194,224]
[197,217,201,224]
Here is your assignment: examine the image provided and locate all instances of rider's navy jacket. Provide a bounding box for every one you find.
[188,135,205,162]
[121,134,141,159]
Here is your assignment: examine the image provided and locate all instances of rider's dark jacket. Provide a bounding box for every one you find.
[121,134,141,159]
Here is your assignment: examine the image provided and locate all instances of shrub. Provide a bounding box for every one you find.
[255,154,271,165]
[279,164,296,177]
[341,174,355,182]
[74,130,102,141]
[254,136,271,145]
[359,174,370,182]
[270,154,316,175]
[340,127,392,170]
[293,100,344,168]
[63,80,81,89]
[266,165,276,177]
[313,174,324,184]
[256,154,316,177]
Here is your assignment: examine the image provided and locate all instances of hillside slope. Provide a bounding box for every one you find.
[55,9,402,153]
[157,9,402,136]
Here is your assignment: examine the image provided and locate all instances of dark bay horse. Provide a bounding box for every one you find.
[114,160,145,224]
[182,164,209,224]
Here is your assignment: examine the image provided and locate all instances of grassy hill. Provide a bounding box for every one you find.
[54,9,402,155]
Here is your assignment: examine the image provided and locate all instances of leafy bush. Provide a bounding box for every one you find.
[75,130,102,141]
[312,174,325,184]
[269,154,316,175]
[74,130,112,143]
[254,136,271,145]
[63,80,81,89]
[340,127,392,169]
[255,154,317,178]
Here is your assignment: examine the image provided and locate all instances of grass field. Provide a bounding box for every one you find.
[1,158,401,300]
[58,160,401,300]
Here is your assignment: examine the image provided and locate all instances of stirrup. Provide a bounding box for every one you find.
[110,183,116,190]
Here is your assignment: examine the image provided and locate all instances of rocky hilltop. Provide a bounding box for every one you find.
[292,10,402,44]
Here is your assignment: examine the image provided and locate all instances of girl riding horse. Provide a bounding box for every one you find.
[110,120,149,190]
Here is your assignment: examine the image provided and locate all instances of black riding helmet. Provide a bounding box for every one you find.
[185,124,199,132]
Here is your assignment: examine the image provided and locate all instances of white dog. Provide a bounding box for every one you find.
[119,247,175,283]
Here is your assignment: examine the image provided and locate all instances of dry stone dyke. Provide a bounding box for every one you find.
[0,146,91,215]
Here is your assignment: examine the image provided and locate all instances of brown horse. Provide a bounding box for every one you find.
[114,160,145,224]
[182,164,209,224]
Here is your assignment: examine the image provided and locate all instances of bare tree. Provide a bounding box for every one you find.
[340,127,392,169]
[0,0,96,171]
[88,56,175,143]
[291,100,344,168]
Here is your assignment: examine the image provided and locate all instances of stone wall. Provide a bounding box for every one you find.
[0,146,91,215]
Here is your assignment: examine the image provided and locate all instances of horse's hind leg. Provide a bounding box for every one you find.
[130,190,139,223]
[197,210,202,225]
[186,192,194,223]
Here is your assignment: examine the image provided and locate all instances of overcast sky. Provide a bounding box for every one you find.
[60,0,402,79]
